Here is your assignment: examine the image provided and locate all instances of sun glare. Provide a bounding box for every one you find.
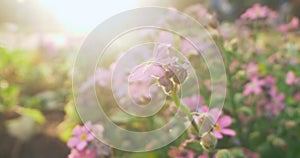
[37,0,139,34]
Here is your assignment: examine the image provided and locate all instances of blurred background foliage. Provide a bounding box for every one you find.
[0,0,299,158]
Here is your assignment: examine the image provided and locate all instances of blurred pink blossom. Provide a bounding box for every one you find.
[240,3,275,20]
[213,115,236,139]
[291,17,299,28]
[198,154,209,158]
[185,4,208,20]
[243,77,265,96]
[181,94,204,111]
[128,44,175,83]
[229,60,240,72]
[128,80,153,104]
[265,88,285,116]
[278,17,299,32]
[79,68,111,92]
[168,147,194,158]
[294,92,300,102]
[246,62,259,78]
[264,76,276,85]
[286,71,297,85]
[67,122,94,151]
[242,148,260,158]
[68,149,96,158]
[157,31,175,45]
[278,25,289,32]
[128,63,165,82]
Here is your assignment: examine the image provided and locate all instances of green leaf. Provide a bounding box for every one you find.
[17,107,45,124]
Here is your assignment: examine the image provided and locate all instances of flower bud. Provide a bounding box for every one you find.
[200,132,217,152]
[168,65,188,84]
[158,76,173,93]
[216,149,232,158]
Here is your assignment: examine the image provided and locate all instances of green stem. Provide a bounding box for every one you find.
[171,85,199,134]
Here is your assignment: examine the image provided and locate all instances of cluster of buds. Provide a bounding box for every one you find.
[157,63,188,94]
[128,44,189,104]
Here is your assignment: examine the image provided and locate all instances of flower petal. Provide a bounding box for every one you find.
[72,125,82,136]
[213,131,223,139]
[76,141,87,151]
[218,115,232,128]
[220,128,236,136]
[128,64,149,82]
[86,134,94,141]
[67,137,80,148]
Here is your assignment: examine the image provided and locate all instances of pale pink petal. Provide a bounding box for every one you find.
[286,71,296,85]
[84,121,93,129]
[213,131,223,139]
[218,115,233,128]
[67,137,80,148]
[76,141,87,151]
[86,134,94,141]
[128,64,149,82]
[157,32,174,44]
[198,155,209,158]
[243,85,251,96]
[149,64,165,77]
[220,128,236,136]
[72,125,82,136]
[290,17,299,28]
[278,25,289,32]
[253,87,262,94]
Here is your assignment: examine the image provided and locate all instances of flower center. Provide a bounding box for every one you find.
[215,124,221,131]
[80,134,87,140]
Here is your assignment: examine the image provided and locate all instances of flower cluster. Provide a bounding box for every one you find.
[67,122,111,158]
[243,63,286,116]
[128,44,188,103]
[240,3,277,20]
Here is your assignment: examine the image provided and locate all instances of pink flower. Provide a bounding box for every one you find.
[180,39,198,56]
[213,115,236,139]
[278,24,289,32]
[67,122,94,151]
[128,44,176,83]
[286,71,297,85]
[168,146,194,158]
[229,61,240,72]
[128,80,154,104]
[243,77,265,96]
[264,76,276,85]
[240,3,272,20]
[265,89,285,116]
[79,68,111,92]
[68,149,96,158]
[128,63,165,82]
[294,92,300,102]
[198,154,209,158]
[185,4,208,19]
[242,148,260,158]
[181,94,204,111]
[290,17,299,28]
[157,31,174,45]
[246,62,259,78]
[278,17,299,32]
